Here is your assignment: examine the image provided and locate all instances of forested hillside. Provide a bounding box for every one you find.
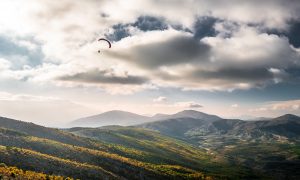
[0,117,214,179]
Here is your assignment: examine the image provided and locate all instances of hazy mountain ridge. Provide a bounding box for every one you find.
[70,110,152,127]
[69,110,222,128]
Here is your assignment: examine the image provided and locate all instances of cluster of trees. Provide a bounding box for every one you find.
[0,124,213,179]
[0,163,70,180]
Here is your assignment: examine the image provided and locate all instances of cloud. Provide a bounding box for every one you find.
[0,91,61,102]
[268,20,300,48]
[193,16,218,40]
[188,103,203,108]
[58,68,148,85]
[109,30,211,69]
[174,101,203,109]
[105,24,132,42]
[249,99,300,116]
[132,16,168,32]
[107,25,300,91]
[153,96,167,102]
[0,58,11,70]
[0,35,44,68]
[0,0,300,96]
[105,15,169,42]
[231,104,239,108]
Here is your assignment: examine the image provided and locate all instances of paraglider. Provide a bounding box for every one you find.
[98,38,111,53]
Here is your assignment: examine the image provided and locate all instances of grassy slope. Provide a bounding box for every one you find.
[0,126,211,179]
[0,164,70,180]
[0,145,119,180]
[67,126,257,179]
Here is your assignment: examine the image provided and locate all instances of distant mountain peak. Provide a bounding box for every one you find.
[176,110,206,115]
[101,110,140,115]
[173,110,221,120]
[152,113,168,118]
[273,114,300,121]
[70,110,151,127]
[279,114,299,118]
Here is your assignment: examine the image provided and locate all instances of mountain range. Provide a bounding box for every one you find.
[69,110,221,127]
[138,113,300,143]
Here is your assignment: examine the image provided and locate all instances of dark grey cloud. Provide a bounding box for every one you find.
[105,15,169,42]
[189,103,203,108]
[285,21,300,48]
[0,35,44,68]
[100,13,109,18]
[188,68,277,83]
[58,69,148,85]
[106,15,219,42]
[132,16,168,31]
[265,20,300,48]
[128,36,211,69]
[105,24,131,42]
[193,16,218,40]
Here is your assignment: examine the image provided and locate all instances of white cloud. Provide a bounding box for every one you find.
[231,104,239,108]
[153,96,167,102]
[249,100,300,116]
[0,58,11,70]
[174,101,203,109]
[0,0,299,93]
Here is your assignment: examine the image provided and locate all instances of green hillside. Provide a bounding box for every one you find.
[67,126,257,178]
[137,115,300,179]
[0,117,214,179]
[0,163,70,180]
[2,115,298,179]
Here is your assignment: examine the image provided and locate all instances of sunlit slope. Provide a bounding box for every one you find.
[0,120,212,179]
[0,164,70,180]
[67,126,256,178]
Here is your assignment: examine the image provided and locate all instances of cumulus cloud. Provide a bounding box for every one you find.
[0,91,61,102]
[106,25,300,91]
[105,15,169,42]
[0,0,299,94]
[153,96,167,102]
[193,16,218,40]
[108,30,211,68]
[0,35,44,68]
[249,99,300,116]
[231,104,239,108]
[174,101,203,109]
[0,0,299,117]
[58,68,148,85]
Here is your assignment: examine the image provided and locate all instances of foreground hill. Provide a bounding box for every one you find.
[67,126,257,178]
[0,116,217,179]
[0,164,69,180]
[137,114,300,179]
[1,113,299,179]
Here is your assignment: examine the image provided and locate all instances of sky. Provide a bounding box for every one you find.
[0,0,300,126]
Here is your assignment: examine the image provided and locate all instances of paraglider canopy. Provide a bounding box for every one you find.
[98,38,111,53]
